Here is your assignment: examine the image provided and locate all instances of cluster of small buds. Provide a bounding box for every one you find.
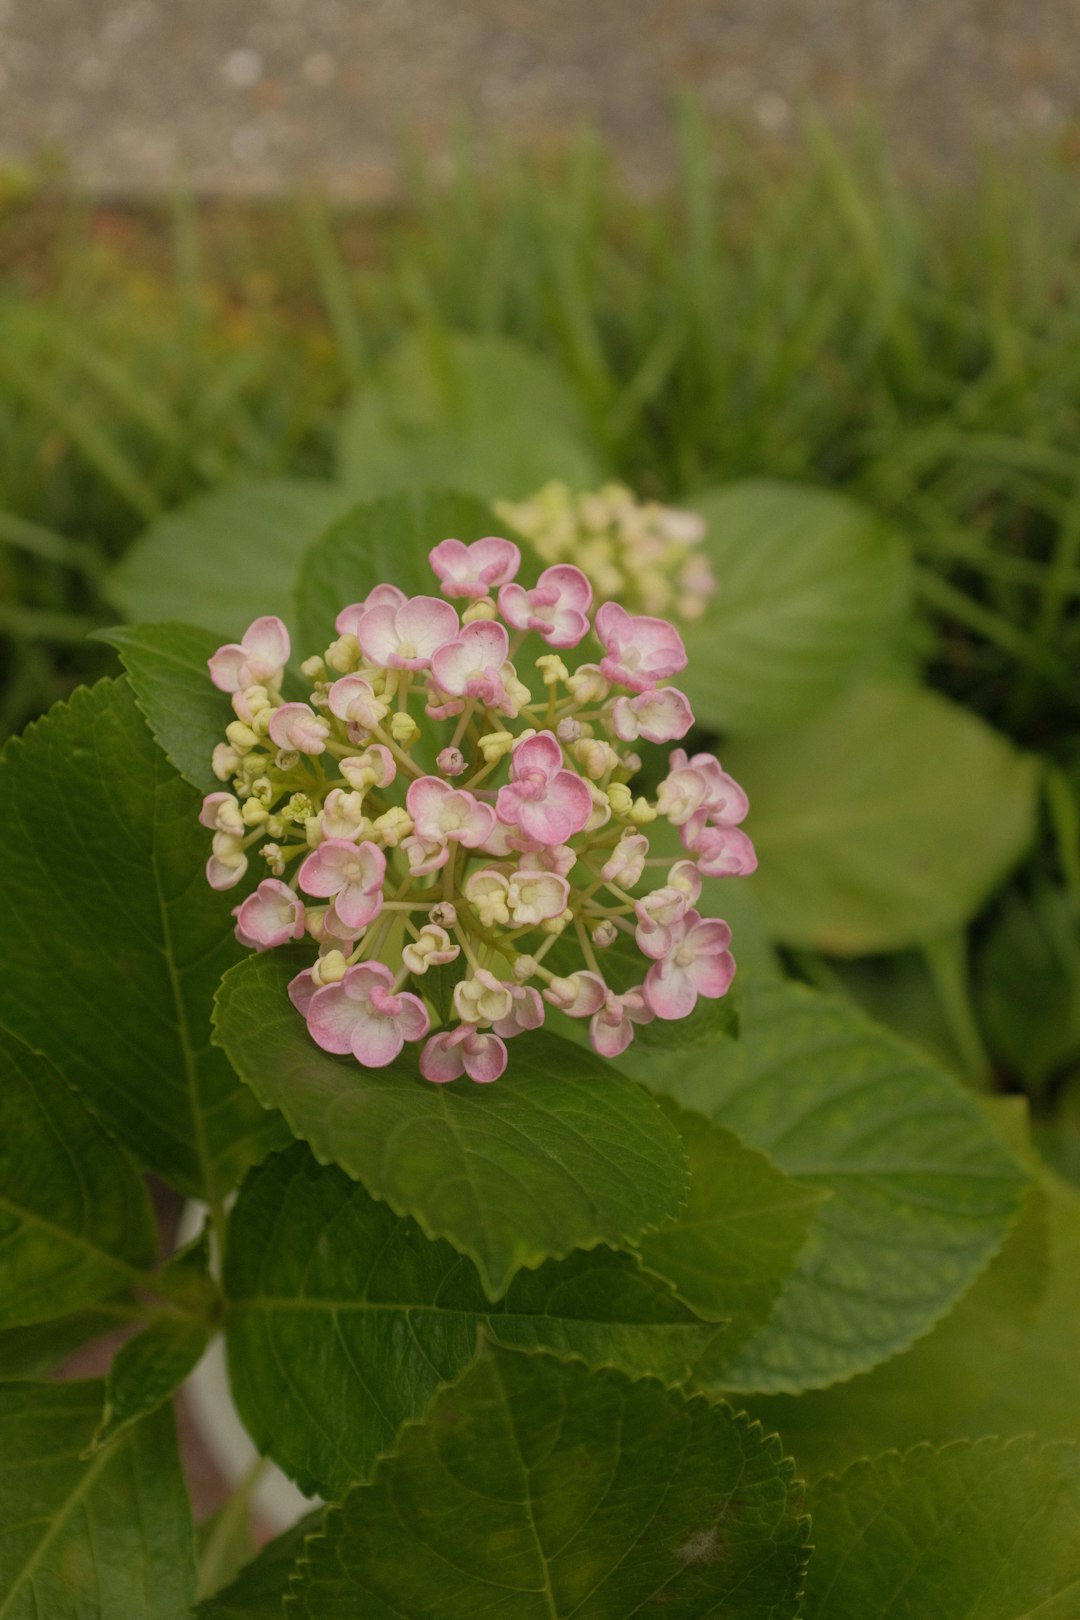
[203,534,754,1084]
[494,481,717,623]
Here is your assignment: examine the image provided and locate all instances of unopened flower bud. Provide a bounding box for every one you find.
[262,843,286,876]
[266,816,287,839]
[478,730,515,766]
[325,633,360,673]
[591,920,618,947]
[312,949,348,986]
[428,901,457,928]
[275,749,300,773]
[300,655,327,680]
[390,712,420,747]
[512,954,539,982]
[372,806,413,847]
[629,795,658,824]
[556,716,583,743]
[541,907,573,935]
[607,782,633,817]
[536,653,569,687]
[572,738,620,780]
[566,664,609,704]
[437,746,467,777]
[242,798,269,827]
[212,743,241,781]
[462,596,498,623]
[225,720,260,754]
[454,971,514,1026]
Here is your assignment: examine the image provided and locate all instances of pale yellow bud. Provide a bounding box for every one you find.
[540,907,574,936]
[324,633,360,674]
[535,653,569,687]
[629,796,658,825]
[512,954,539,982]
[266,816,287,839]
[373,806,414,847]
[241,798,269,827]
[313,950,348,986]
[565,664,610,704]
[479,729,515,766]
[225,720,259,754]
[607,782,633,817]
[389,712,420,747]
[462,596,499,623]
[300,655,327,680]
[211,743,241,782]
[572,738,620,780]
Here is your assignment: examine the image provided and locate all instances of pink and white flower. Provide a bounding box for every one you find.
[206,831,248,891]
[453,970,515,1026]
[543,971,607,1017]
[268,702,330,756]
[406,776,496,855]
[340,746,397,790]
[335,584,407,639]
[683,821,758,877]
[199,792,244,837]
[419,1026,507,1084]
[611,687,694,744]
[208,616,290,694]
[307,962,429,1067]
[401,924,460,976]
[589,986,654,1057]
[644,911,736,1020]
[493,983,545,1039]
[297,838,386,931]
[600,832,649,888]
[659,750,749,827]
[594,602,687,693]
[327,676,390,734]
[498,564,592,648]
[496,732,592,846]
[358,595,459,671]
[319,788,371,841]
[429,536,521,599]
[233,879,305,950]
[429,620,510,706]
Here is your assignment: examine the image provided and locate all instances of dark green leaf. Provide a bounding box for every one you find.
[0,1032,155,1330]
[214,952,688,1298]
[88,1311,213,1453]
[977,884,1080,1090]
[0,1308,135,1380]
[288,1345,808,1619]
[726,680,1039,953]
[0,679,289,1205]
[337,332,603,501]
[98,621,226,794]
[224,1143,723,1498]
[646,977,1028,1391]
[637,1101,825,1359]
[802,1439,1080,1620]
[197,1512,323,1618]
[0,1381,196,1618]
[682,479,910,735]
[107,479,355,635]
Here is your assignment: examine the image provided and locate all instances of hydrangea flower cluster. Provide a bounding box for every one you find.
[202,536,754,1084]
[494,481,717,622]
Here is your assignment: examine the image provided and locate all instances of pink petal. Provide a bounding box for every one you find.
[544,971,607,1017]
[396,595,460,656]
[461,1031,508,1083]
[207,644,246,693]
[243,615,291,670]
[288,969,319,1016]
[333,882,384,932]
[306,982,359,1055]
[419,1031,466,1083]
[356,604,400,666]
[497,582,532,631]
[511,731,562,779]
[297,839,354,899]
[349,1008,406,1068]
[643,959,698,1021]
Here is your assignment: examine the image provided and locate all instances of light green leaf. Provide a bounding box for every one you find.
[637,1101,826,1359]
[295,487,534,654]
[337,332,603,501]
[88,1311,213,1454]
[213,952,688,1298]
[0,1032,155,1330]
[0,1382,196,1619]
[198,1512,323,1618]
[726,680,1039,953]
[682,479,910,735]
[107,479,354,635]
[99,621,225,794]
[977,884,1080,1090]
[648,977,1028,1391]
[287,1345,808,1619]
[802,1439,1080,1620]
[225,1142,723,1498]
[0,679,289,1205]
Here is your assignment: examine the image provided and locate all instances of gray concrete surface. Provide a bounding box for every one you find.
[1,0,1078,196]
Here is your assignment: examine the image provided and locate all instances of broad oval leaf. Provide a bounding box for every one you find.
[288,1345,809,1619]
[213,951,688,1299]
[802,1439,1080,1620]
[0,1381,195,1619]
[106,478,355,635]
[648,977,1028,1392]
[224,1142,724,1498]
[100,621,226,794]
[0,679,289,1204]
[336,331,603,501]
[89,1312,213,1455]
[725,679,1039,953]
[0,1033,155,1331]
[682,479,910,735]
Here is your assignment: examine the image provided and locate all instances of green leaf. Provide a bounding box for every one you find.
[288,1345,808,1619]
[0,1032,155,1330]
[213,952,688,1298]
[682,480,910,735]
[977,884,1080,1090]
[637,1102,826,1358]
[295,487,534,654]
[0,1308,135,1381]
[337,332,603,501]
[0,1381,196,1618]
[88,1311,213,1454]
[0,679,289,1205]
[98,621,224,794]
[107,479,355,635]
[802,1439,1080,1620]
[725,680,1039,953]
[197,1512,323,1618]
[224,1142,723,1498]
[647,977,1028,1391]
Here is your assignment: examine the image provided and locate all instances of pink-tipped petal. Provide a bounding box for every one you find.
[207,644,246,693]
[429,536,521,598]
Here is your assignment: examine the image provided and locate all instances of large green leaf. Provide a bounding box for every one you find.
[0,1381,196,1619]
[106,479,354,635]
[224,1143,725,1498]
[976,884,1080,1091]
[0,679,289,1205]
[802,1439,1080,1620]
[0,1033,155,1331]
[89,1312,213,1454]
[682,480,909,735]
[337,331,603,501]
[213,951,687,1298]
[100,621,225,794]
[294,487,534,654]
[198,1513,323,1617]
[288,1345,808,1618]
[726,680,1039,953]
[646,978,1028,1391]
[0,1309,134,1381]
[636,1101,826,1358]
